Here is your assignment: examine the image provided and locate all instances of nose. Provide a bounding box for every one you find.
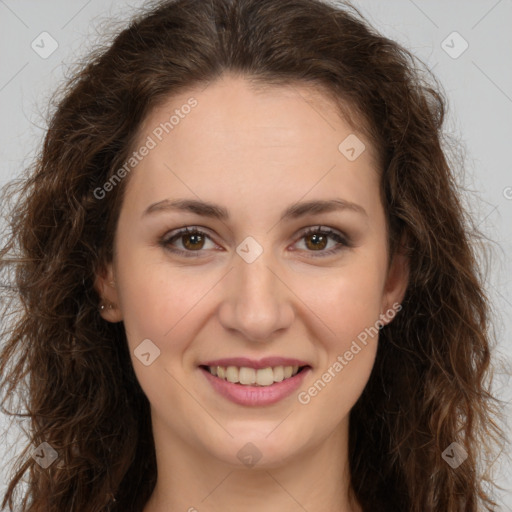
[217,251,295,342]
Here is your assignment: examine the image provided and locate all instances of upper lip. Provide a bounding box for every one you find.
[200,357,311,369]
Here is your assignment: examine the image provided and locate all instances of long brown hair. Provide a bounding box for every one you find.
[0,0,505,510]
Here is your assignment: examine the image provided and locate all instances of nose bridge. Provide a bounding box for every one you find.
[238,252,276,306]
[218,244,294,341]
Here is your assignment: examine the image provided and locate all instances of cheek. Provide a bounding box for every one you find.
[113,239,191,349]
[115,257,202,405]
[294,271,383,423]
[293,258,386,349]
[290,255,385,408]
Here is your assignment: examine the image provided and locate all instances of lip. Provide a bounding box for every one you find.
[200,357,310,369]
[200,365,311,407]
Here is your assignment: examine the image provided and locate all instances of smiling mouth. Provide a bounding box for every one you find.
[200,364,310,387]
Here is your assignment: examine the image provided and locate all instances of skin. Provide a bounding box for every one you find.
[96,73,409,512]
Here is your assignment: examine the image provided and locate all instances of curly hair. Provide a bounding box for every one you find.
[0,0,506,510]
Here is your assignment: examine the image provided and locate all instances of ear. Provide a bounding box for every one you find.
[94,262,123,323]
[380,244,409,327]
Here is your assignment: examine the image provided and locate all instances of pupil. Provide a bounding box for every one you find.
[307,233,326,250]
[184,233,203,250]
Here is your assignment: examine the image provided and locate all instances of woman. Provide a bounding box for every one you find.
[0,0,505,510]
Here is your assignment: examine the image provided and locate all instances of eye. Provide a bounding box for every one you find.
[292,226,351,257]
[160,226,217,258]
[159,225,352,258]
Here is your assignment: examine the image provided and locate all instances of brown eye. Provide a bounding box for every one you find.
[304,232,329,251]
[160,225,351,259]
[295,226,351,257]
[181,232,206,250]
[160,227,217,257]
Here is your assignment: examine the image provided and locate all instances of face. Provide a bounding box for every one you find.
[97,73,408,469]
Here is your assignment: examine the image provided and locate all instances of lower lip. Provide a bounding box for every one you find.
[200,367,311,406]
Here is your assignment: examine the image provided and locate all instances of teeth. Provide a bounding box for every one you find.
[226,366,239,383]
[273,366,284,382]
[253,367,273,386]
[206,365,303,386]
[239,367,256,385]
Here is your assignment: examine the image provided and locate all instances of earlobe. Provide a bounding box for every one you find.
[94,263,123,323]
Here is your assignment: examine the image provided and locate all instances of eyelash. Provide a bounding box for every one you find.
[159,225,352,258]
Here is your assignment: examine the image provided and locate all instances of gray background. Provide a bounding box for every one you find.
[1,0,511,508]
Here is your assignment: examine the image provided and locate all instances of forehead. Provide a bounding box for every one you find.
[137,74,377,157]
[123,74,381,221]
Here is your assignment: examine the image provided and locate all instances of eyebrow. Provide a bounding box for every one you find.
[142,198,368,221]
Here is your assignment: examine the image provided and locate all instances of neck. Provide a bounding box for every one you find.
[143,415,362,512]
